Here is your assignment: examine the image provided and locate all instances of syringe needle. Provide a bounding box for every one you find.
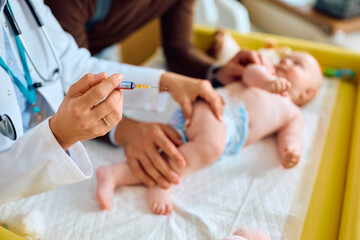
[149,86,168,90]
[136,84,167,90]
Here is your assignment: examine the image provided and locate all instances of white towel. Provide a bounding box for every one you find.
[0,79,337,240]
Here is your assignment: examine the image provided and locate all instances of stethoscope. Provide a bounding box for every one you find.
[0,114,16,140]
[4,0,62,88]
[1,0,63,141]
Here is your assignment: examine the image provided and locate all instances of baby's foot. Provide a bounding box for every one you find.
[207,29,226,59]
[233,227,271,240]
[282,147,300,168]
[147,186,173,215]
[96,166,117,210]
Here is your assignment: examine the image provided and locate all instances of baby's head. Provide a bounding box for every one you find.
[275,52,323,106]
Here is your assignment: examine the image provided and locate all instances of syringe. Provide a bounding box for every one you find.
[118,81,167,90]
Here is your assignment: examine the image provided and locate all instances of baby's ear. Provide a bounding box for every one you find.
[300,88,316,102]
[298,87,316,106]
[306,88,316,99]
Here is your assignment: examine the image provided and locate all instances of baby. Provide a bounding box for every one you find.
[95,35,323,219]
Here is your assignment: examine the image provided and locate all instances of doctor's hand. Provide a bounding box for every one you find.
[49,73,123,150]
[160,72,224,127]
[216,50,263,85]
[114,118,184,189]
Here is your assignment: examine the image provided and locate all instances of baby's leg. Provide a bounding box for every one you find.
[173,101,227,175]
[96,163,141,210]
[148,101,227,215]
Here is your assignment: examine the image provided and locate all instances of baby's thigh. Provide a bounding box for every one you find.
[186,101,226,143]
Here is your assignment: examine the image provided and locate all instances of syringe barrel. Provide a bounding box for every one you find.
[118,81,136,90]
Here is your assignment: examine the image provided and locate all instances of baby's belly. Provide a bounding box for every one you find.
[245,103,287,144]
[245,120,278,145]
[221,84,290,145]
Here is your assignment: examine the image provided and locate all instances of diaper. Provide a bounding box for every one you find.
[168,108,188,143]
[168,89,249,156]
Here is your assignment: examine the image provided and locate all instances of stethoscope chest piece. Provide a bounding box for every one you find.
[0,114,17,140]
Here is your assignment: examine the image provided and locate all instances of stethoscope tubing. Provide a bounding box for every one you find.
[4,0,62,88]
[0,0,65,141]
[18,28,62,86]
[23,0,43,27]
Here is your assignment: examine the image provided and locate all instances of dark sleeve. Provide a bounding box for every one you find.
[161,0,216,79]
[44,0,94,49]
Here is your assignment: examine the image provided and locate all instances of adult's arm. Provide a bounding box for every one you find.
[0,119,92,204]
[0,0,163,204]
[0,71,123,204]
[161,0,264,84]
[35,1,223,188]
[36,1,167,112]
[45,0,215,79]
[161,0,216,79]
[44,0,92,49]
[37,1,223,126]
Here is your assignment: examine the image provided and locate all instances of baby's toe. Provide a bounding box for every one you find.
[166,204,174,215]
[283,158,299,168]
[151,202,159,214]
[160,204,168,215]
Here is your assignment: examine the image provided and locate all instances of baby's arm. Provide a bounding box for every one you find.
[243,64,291,95]
[276,110,303,168]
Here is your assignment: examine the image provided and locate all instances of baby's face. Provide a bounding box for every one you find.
[274,52,321,104]
[275,53,312,91]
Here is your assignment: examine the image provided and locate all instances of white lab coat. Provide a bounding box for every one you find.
[0,0,167,204]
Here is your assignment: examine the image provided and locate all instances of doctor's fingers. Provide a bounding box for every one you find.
[146,145,181,186]
[160,124,183,147]
[233,50,261,65]
[154,130,186,170]
[82,73,123,108]
[197,83,224,122]
[127,156,156,187]
[67,72,108,96]
[97,96,123,130]
[178,98,192,127]
[231,64,245,76]
[92,88,123,121]
[137,153,172,189]
[127,150,171,188]
[247,51,262,65]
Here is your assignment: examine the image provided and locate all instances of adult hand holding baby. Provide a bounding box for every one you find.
[115,118,183,189]
[160,72,224,126]
[215,50,263,85]
[114,72,225,189]
[50,73,123,150]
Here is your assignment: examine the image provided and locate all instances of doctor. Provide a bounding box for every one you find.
[0,0,224,204]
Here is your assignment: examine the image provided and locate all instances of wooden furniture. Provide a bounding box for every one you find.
[265,0,360,34]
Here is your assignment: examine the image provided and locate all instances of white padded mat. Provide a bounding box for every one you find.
[0,78,337,240]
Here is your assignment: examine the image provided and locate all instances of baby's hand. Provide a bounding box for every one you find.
[265,77,291,96]
[282,147,300,168]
